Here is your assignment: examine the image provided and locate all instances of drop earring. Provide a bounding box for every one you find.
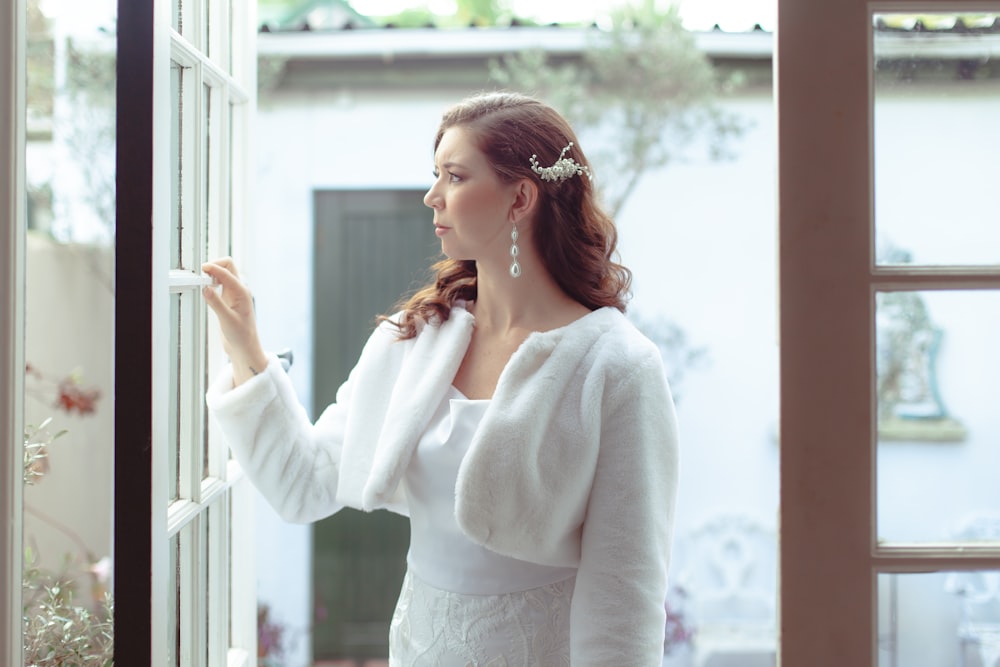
[509,224,521,278]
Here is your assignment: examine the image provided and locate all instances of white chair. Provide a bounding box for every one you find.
[676,513,777,667]
[945,514,1000,667]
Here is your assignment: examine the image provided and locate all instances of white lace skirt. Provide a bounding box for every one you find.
[388,571,575,667]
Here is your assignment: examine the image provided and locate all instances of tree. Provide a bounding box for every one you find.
[489,0,739,393]
[373,0,531,28]
[490,0,745,217]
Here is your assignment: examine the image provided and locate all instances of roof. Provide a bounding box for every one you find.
[257,21,1000,63]
[254,8,1000,91]
[257,26,774,61]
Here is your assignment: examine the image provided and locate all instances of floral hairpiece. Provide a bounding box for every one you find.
[529,142,593,183]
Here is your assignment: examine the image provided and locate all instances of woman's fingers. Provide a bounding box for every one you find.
[202,258,259,347]
[202,261,254,312]
[202,260,242,294]
[201,257,268,385]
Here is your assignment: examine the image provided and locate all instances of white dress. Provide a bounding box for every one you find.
[389,386,578,666]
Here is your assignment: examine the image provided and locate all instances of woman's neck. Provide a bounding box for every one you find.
[471,261,588,336]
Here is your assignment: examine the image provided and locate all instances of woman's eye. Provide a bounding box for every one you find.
[449,172,462,183]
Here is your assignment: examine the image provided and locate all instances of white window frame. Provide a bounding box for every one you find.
[152,0,258,664]
[1,0,26,664]
[777,0,1000,664]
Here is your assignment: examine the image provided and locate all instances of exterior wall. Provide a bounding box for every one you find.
[23,233,114,589]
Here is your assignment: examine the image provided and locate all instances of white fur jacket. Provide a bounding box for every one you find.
[206,302,679,665]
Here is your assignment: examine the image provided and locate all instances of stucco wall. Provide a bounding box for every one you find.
[23,233,114,594]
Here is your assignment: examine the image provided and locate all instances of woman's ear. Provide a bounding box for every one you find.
[509,178,539,224]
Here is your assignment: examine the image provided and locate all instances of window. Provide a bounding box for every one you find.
[147,0,257,663]
[778,0,1000,664]
[0,0,256,663]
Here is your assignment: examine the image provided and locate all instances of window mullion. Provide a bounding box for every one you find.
[872,268,1000,291]
[875,546,1000,569]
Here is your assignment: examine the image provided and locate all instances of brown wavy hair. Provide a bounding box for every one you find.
[384,91,632,339]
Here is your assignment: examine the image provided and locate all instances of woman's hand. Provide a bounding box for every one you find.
[201,257,270,386]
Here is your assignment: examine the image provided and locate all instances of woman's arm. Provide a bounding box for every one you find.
[206,350,353,523]
[570,351,680,665]
[202,256,363,523]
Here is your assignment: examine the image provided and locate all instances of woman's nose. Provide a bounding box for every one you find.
[423,183,440,209]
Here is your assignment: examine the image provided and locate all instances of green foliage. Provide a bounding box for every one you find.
[381,6,436,27]
[490,0,745,216]
[26,0,55,122]
[878,13,999,29]
[454,0,510,26]
[368,0,536,28]
[23,388,112,664]
[23,418,67,486]
[22,552,114,667]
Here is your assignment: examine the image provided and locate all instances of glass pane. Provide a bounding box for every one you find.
[227,500,234,648]
[203,0,211,56]
[202,511,210,666]
[876,290,1000,543]
[169,293,181,500]
[203,324,211,478]
[878,570,1000,667]
[228,0,235,74]
[227,102,235,256]
[203,81,211,261]
[873,13,1000,266]
[24,0,117,661]
[172,0,181,33]
[169,532,180,667]
[171,60,183,269]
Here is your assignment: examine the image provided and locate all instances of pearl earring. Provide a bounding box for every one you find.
[509,224,521,278]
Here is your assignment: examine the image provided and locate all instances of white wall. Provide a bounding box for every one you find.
[23,234,114,596]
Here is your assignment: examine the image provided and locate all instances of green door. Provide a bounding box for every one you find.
[311,189,439,660]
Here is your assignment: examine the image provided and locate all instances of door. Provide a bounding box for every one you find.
[778,0,1000,664]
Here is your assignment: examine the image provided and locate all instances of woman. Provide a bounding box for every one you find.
[203,91,679,665]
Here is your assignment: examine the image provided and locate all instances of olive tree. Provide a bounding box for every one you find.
[490,0,745,217]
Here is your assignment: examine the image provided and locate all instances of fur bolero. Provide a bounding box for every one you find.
[207,303,679,665]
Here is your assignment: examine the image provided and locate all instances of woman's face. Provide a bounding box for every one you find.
[424,126,517,263]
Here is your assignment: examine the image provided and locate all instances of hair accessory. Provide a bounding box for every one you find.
[509,224,521,278]
[529,142,593,183]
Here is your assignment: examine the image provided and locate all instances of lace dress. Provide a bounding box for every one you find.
[389,386,578,666]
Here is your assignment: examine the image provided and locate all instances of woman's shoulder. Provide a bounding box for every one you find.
[564,307,661,362]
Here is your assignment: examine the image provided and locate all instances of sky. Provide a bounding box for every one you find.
[350,0,776,31]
